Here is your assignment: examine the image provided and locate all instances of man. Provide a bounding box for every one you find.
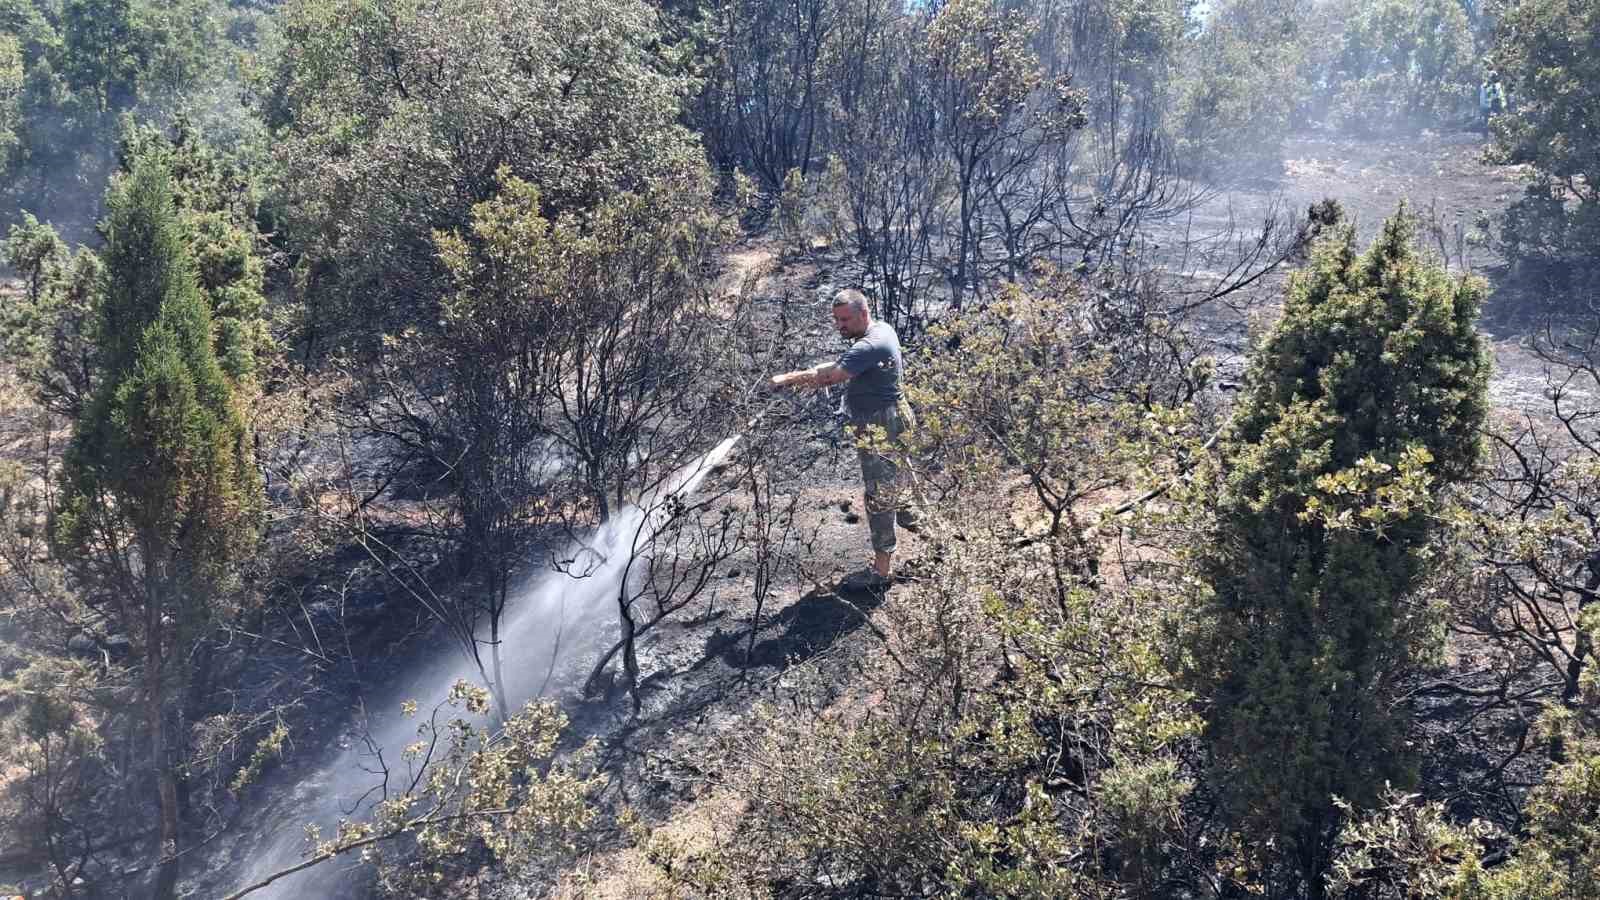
[1480,70,1506,130]
[771,289,920,586]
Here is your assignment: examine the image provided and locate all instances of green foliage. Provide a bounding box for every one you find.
[1322,717,1600,900]
[432,161,729,521]
[59,0,140,112]
[1178,0,1319,176]
[432,158,726,518]
[1487,0,1600,291]
[647,278,1209,898]
[928,0,1042,133]
[50,152,261,897]
[1,117,265,428]
[264,0,703,354]
[117,119,273,381]
[0,0,265,243]
[1496,184,1600,293]
[236,683,601,900]
[1478,740,1600,899]
[10,0,1600,895]
[912,279,1144,541]
[0,450,113,891]
[411,160,735,714]
[0,32,20,169]
[1053,0,1188,133]
[681,541,1201,898]
[773,167,811,256]
[1328,787,1493,899]
[1186,205,1490,891]
[0,656,110,885]
[124,0,222,98]
[2,213,103,417]
[57,148,261,628]
[396,689,599,887]
[1488,0,1600,192]
[2,207,67,295]
[1230,208,1489,489]
[1320,0,1479,133]
[224,719,288,794]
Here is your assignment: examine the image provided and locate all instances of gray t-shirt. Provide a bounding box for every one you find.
[838,320,904,420]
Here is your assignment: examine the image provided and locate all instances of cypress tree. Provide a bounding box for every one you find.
[55,155,260,900]
[1188,205,1489,895]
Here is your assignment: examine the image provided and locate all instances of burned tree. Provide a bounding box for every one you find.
[334,160,781,716]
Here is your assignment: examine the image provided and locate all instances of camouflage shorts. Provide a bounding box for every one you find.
[851,398,921,554]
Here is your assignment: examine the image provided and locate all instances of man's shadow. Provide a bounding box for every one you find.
[701,577,887,672]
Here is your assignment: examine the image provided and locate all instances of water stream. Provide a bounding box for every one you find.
[228,435,743,898]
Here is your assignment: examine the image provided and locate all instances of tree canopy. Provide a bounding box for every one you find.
[264,0,704,353]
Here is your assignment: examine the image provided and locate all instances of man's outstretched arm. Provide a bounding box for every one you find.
[771,363,850,389]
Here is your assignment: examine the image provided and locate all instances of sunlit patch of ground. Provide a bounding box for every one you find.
[552,789,752,900]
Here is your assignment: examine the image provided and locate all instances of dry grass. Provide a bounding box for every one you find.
[712,245,781,322]
[553,789,752,900]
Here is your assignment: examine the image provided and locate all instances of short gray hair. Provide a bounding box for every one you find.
[831,288,871,315]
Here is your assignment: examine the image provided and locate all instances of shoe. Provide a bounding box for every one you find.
[845,568,892,590]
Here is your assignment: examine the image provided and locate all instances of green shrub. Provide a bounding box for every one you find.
[1187,204,1490,894]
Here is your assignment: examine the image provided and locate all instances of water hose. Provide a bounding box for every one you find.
[742,395,785,433]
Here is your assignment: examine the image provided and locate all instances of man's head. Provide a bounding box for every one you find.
[831,289,872,340]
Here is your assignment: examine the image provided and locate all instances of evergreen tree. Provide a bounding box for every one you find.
[1488,0,1600,291]
[1187,205,1490,896]
[54,154,260,900]
[2,213,104,417]
[0,34,20,171]
[117,119,272,383]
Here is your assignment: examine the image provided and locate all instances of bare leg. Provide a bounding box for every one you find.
[874,550,892,578]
